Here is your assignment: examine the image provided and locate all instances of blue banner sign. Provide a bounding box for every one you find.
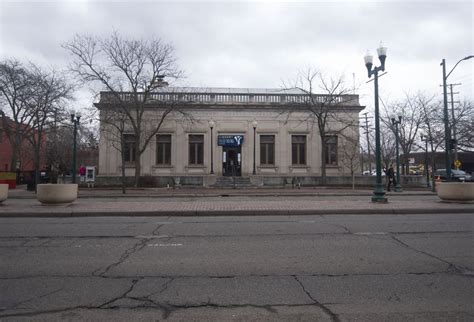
[218,135,244,147]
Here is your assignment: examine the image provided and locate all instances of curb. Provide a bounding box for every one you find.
[7,192,437,199]
[1,207,472,218]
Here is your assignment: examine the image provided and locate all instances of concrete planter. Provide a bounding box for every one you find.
[0,184,8,203]
[37,184,78,204]
[436,182,474,203]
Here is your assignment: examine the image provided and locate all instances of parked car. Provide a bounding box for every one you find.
[362,170,385,176]
[433,169,473,182]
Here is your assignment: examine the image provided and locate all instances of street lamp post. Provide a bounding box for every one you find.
[364,43,388,203]
[209,120,215,174]
[252,119,258,175]
[71,112,81,184]
[420,133,430,189]
[391,116,403,192]
[441,55,473,180]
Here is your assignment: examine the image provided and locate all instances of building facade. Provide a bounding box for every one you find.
[96,87,364,186]
[0,115,46,172]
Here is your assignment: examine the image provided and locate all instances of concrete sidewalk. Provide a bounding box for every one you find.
[1,187,472,217]
[8,185,436,198]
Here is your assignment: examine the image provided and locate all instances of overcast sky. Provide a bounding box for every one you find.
[1,0,472,114]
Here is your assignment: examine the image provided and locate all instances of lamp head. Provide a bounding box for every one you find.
[252,119,258,128]
[398,115,402,122]
[364,50,373,77]
[209,119,215,128]
[70,113,75,123]
[377,42,387,71]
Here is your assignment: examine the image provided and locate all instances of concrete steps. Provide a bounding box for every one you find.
[213,177,254,188]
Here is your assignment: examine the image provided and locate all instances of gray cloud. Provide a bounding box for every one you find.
[1,0,472,110]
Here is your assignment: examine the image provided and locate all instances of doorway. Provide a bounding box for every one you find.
[222,146,241,176]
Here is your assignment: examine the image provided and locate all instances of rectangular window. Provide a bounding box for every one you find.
[260,135,275,165]
[156,134,171,165]
[291,135,306,165]
[189,134,204,165]
[123,134,136,163]
[325,136,338,165]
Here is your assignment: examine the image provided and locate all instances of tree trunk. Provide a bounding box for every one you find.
[134,153,140,188]
[351,170,355,190]
[9,132,22,172]
[121,138,127,194]
[320,136,327,185]
[134,131,141,188]
[33,145,41,193]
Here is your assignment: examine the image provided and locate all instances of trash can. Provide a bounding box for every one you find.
[27,181,35,191]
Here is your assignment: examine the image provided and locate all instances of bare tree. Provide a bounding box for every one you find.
[99,109,130,193]
[340,131,360,190]
[452,100,473,153]
[63,32,184,187]
[285,68,359,184]
[45,108,72,182]
[382,93,428,174]
[0,60,36,171]
[25,64,74,190]
[379,123,396,169]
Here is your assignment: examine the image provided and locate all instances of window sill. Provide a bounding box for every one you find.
[153,165,173,168]
[290,165,309,168]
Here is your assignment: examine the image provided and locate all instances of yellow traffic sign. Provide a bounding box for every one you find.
[454,159,461,169]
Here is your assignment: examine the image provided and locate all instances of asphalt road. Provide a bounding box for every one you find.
[0,213,473,321]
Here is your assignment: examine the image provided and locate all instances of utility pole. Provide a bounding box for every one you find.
[361,112,372,174]
[440,55,473,179]
[448,83,461,166]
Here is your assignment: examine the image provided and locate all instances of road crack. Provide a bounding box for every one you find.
[92,224,165,277]
[293,276,340,322]
[92,239,148,276]
[98,278,141,308]
[7,287,64,311]
[389,234,466,274]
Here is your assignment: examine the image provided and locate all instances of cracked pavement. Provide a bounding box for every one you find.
[0,213,473,321]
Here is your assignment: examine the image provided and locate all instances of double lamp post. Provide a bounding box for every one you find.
[364,44,388,203]
[391,115,403,192]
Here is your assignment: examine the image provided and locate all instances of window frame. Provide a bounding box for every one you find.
[156,134,172,165]
[123,134,136,164]
[325,135,338,166]
[188,134,204,166]
[291,135,306,166]
[260,134,275,166]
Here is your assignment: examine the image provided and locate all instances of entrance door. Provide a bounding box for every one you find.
[222,146,241,176]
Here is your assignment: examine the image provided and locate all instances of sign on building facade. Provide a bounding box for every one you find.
[218,135,244,147]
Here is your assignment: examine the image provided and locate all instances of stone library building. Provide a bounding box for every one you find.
[95,87,363,187]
